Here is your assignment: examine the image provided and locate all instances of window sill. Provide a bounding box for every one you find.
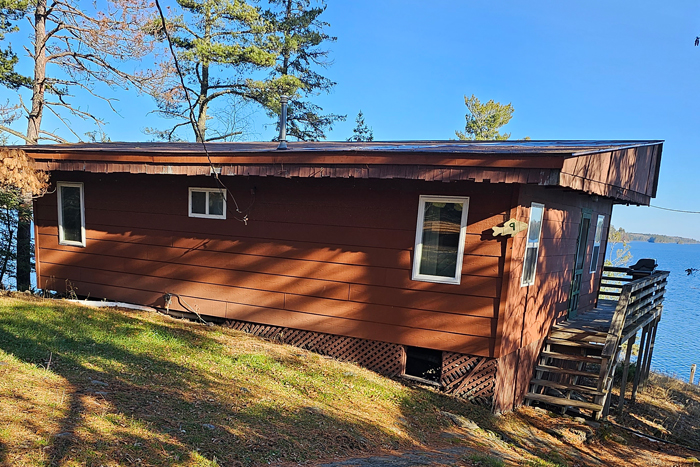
[411,274,461,285]
[58,240,86,248]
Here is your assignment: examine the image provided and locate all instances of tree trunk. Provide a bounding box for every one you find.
[196,63,209,142]
[0,206,14,287]
[16,205,30,291]
[27,0,47,145]
[282,0,291,75]
[190,14,212,143]
[18,0,48,291]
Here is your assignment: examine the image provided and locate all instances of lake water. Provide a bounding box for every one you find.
[622,241,700,383]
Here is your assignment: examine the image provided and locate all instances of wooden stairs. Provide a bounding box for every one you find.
[526,326,609,416]
[524,267,669,420]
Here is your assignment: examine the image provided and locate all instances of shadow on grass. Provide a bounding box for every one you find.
[613,374,700,449]
[0,298,491,466]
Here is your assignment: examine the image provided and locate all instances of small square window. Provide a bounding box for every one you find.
[57,181,86,247]
[412,195,469,285]
[188,188,226,219]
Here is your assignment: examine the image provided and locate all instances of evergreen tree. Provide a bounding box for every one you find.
[147,0,284,142]
[455,94,514,141]
[347,110,373,142]
[258,0,344,141]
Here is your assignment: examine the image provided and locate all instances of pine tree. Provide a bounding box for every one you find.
[258,0,344,141]
[347,110,373,142]
[455,94,514,141]
[147,0,287,142]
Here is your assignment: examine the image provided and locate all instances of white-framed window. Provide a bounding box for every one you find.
[412,195,469,285]
[188,187,226,219]
[521,202,545,287]
[57,181,86,247]
[590,215,605,273]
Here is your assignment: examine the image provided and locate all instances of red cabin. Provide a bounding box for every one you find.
[25,140,663,412]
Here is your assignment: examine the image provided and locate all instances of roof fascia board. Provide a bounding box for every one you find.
[25,150,569,169]
[570,141,663,157]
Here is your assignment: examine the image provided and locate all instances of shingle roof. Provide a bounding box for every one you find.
[19,140,663,157]
[21,140,664,206]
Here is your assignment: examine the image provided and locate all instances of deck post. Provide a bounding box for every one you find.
[641,314,660,389]
[631,323,650,402]
[617,333,636,416]
[601,354,619,419]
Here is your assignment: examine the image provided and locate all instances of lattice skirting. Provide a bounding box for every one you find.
[223,319,498,407]
[441,352,497,407]
[223,320,405,376]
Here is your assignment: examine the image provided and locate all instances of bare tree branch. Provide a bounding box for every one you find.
[44,104,84,141]
[0,125,31,142]
[206,131,242,142]
[37,129,68,143]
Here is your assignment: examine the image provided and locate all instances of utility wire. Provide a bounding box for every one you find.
[648,205,700,214]
[153,0,254,224]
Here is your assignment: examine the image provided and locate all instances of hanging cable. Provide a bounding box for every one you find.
[153,0,254,224]
[163,292,211,326]
[648,205,700,214]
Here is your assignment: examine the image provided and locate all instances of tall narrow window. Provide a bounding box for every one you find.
[57,182,86,247]
[412,195,469,285]
[590,215,605,273]
[188,188,226,219]
[521,202,544,287]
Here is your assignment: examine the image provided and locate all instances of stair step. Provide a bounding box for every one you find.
[530,379,605,396]
[551,325,608,336]
[524,392,603,412]
[541,351,602,364]
[549,331,607,344]
[535,365,601,379]
[546,338,604,350]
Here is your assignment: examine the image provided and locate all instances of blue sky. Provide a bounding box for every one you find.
[3,1,700,238]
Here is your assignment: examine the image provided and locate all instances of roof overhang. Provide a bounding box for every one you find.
[19,140,664,205]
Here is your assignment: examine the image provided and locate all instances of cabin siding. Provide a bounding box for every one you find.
[35,172,515,357]
[559,144,661,204]
[493,185,614,412]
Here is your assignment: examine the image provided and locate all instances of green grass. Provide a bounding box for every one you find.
[0,294,490,466]
[467,453,506,467]
[3,294,699,467]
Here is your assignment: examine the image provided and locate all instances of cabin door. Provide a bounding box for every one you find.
[567,209,591,319]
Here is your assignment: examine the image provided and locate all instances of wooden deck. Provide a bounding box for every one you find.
[556,300,617,333]
[525,267,669,419]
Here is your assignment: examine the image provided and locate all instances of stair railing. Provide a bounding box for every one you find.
[595,270,669,417]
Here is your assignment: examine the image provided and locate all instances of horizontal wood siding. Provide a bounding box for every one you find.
[35,172,516,356]
[494,185,614,410]
[559,143,663,204]
[502,186,614,353]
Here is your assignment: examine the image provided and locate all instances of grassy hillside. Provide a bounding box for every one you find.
[0,293,698,466]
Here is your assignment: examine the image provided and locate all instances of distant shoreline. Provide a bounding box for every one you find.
[621,233,700,244]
